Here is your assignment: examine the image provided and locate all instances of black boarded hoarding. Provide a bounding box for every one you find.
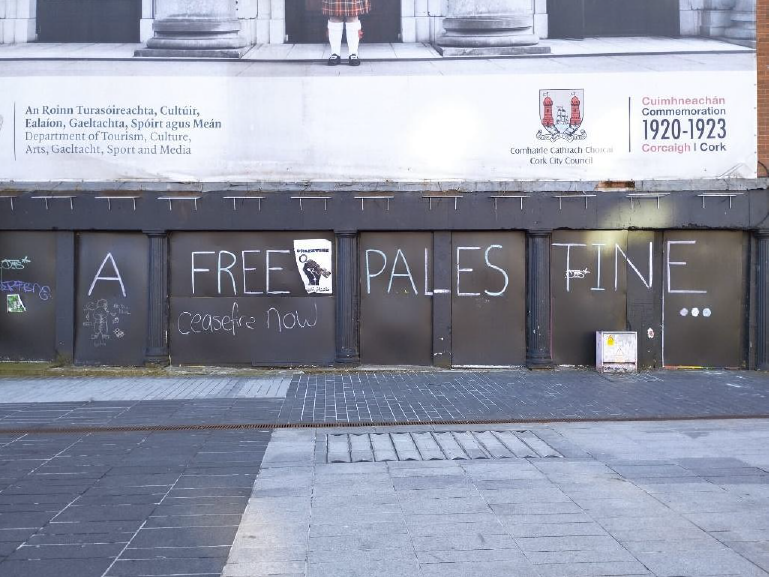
[75,233,149,366]
[551,230,629,366]
[662,231,745,368]
[359,232,434,366]
[451,232,526,366]
[0,232,57,360]
[169,232,335,365]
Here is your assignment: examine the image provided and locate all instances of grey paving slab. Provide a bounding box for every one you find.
[0,428,269,575]
[1,369,769,430]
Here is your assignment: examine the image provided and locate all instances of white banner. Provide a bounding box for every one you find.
[0,70,757,182]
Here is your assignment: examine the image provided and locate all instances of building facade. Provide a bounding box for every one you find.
[0,0,766,370]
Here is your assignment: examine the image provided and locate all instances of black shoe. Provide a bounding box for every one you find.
[328,54,341,66]
[349,54,361,66]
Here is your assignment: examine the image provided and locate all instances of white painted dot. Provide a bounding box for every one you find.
[692,308,700,317]
[703,308,712,318]
[680,308,689,317]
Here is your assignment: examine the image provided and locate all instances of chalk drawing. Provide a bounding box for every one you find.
[0,257,30,270]
[703,308,712,317]
[680,308,689,317]
[82,299,131,347]
[566,268,590,280]
[692,307,700,317]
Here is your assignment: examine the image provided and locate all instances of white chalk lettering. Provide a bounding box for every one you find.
[484,245,509,297]
[387,249,418,295]
[592,244,605,291]
[424,248,433,296]
[218,250,237,295]
[266,302,319,332]
[365,249,388,295]
[667,240,706,294]
[191,251,215,295]
[553,243,586,292]
[241,250,263,295]
[88,253,126,297]
[616,242,653,290]
[266,250,291,295]
[456,246,481,297]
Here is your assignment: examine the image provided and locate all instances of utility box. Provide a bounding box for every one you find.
[596,331,637,373]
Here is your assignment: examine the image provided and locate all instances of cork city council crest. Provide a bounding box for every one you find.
[537,90,587,142]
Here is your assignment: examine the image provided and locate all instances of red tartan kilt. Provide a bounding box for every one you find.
[322,0,371,17]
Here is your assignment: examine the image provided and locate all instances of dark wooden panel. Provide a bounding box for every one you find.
[452,232,526,366]
[626,231,663,369]
[286,0,400,43]
[75,233,148,366]
[169,232,335,365]
[170,297,335,365]
[37,0,140,43]
[360,233,433,366]
[663,231,746,368]
[0,232,57,361]
[551,231,628,366]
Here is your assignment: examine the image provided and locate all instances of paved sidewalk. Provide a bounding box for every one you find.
[0,369,767,430]
[0,427,271,577]
[226,420,769,577]
[0,375,292,403]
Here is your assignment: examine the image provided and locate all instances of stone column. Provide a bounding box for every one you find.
[756,231,769,370]
[700,0,736,38]
[436,0,550,56]
[144,231,169,366]
[135,0,248,58]
[0,0,37,44]
[526,230,554,368]
[724,0,756,46]
[335,231,360,365]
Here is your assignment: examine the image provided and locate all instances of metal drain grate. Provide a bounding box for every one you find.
[325,430,563,463]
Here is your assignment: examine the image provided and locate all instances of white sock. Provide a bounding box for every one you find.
[346,20,361,56]
[328,21,343,56]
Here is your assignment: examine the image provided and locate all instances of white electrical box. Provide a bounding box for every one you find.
[596,331,637,373]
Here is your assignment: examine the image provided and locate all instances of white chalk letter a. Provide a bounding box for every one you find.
[88,252,126,297]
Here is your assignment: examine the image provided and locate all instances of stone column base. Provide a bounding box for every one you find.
[435,45,550,56]
[135,18,248,59]
[436,16,550,56]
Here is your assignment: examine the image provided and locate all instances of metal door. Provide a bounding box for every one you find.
[75,233,148,366]
[551,231,628,366]
[360,233,433,366]
[451,232,525,366]
[286,0,401,43]
[662,231,746,368]
[37,0,141,42]
[0,232,57,361]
